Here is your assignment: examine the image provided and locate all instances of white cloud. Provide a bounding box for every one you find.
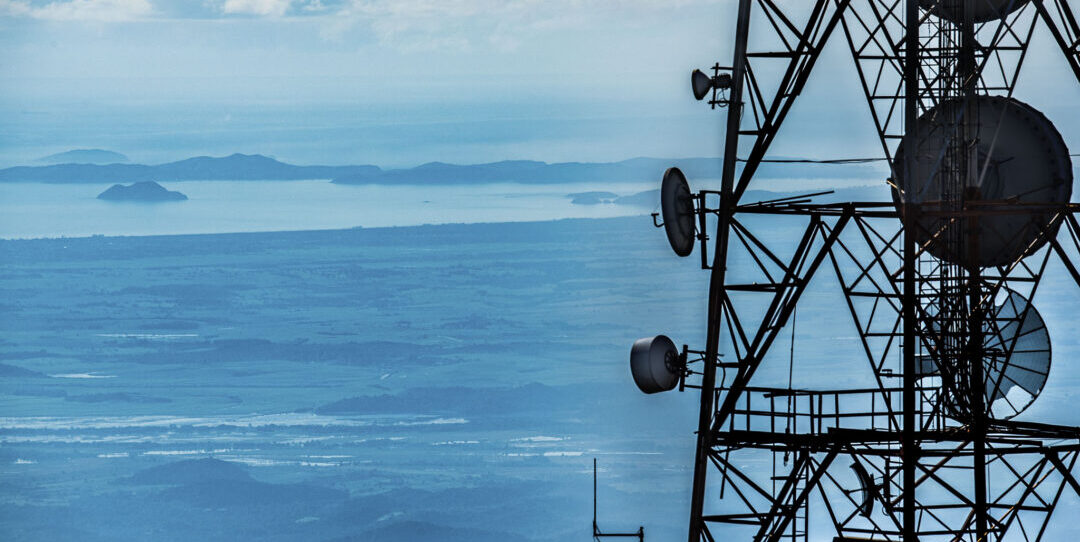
[0,0,726,30]
[222,0,292,17]
[0,0,729,53]
[0,0,154,21]
[319,0,728,51]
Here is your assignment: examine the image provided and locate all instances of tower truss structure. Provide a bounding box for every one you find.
[632,1,1080,541]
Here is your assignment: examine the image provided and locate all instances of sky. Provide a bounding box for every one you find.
[1,0,1078,167]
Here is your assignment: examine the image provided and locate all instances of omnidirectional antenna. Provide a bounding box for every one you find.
[592,458,644,542]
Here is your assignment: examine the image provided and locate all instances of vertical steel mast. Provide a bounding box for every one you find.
[901,1,920,538]
[687,1,753,539]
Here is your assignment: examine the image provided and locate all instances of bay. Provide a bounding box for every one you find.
[0,180,656,239]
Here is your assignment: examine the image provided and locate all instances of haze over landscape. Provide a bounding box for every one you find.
[3,1,1080,541]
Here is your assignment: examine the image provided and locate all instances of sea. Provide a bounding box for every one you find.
[3,177,1080,541]
[0,180,658,240]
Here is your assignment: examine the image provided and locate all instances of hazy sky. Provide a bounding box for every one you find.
[1,0,1078,167]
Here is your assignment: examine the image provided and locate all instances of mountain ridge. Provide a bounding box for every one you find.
[97,181,188,202]
[1,153,379,183]
[35,149,129,165]
[0,152,887,185]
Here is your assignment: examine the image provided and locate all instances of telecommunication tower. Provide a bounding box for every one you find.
[630,1,1080,541]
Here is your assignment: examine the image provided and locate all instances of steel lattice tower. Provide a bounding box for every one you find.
[629,1,1080,541]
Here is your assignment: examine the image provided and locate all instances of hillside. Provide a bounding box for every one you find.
[97,181,188,202]
[0,153,379,183]
[35,149,129,165]
[0,153,888,184]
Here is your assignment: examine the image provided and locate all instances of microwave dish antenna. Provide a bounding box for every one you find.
[660,168,698,258]
[982,289,1052,419]
[919,0,1030,24]
[630,335,682,394]
[890,96,1073,268]
[921,288,1052,420]
[848,461,879,518]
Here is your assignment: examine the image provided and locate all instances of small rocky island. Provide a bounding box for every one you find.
[566,189,658,207]
[566,191,618,205]
[97,181,187,202]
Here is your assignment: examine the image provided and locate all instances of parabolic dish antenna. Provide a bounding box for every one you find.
[660,167,696,258]
[891,95,1072,268]
[919,0,1030,24]
[982,289,1051,420]
[630,335,681,394]
[849,461,876,518]
[921,288,1051,420]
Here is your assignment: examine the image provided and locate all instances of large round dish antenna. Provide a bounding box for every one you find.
[891,96,1072,268]
[982,289,1051,420]
[919,0,1030,24]
[925,289,1051,420]
[630,335,681,394]
[660,167,696,257]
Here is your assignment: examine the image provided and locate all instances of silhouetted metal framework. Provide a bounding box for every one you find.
[648,1,1080,541]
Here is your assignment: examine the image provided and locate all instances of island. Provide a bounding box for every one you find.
[564,189,659,207]
[0,153,889,185]
[613,189,659,207]
[566,191,618,205]
[97,181,188,202]
[36,149,129,165]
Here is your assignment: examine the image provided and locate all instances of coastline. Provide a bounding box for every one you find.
[0,214,653,244]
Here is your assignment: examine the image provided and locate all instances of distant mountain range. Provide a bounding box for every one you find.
[331,157,885,185]
[0,152,887,185]
[1,153,377,183]
[35,149,129,165]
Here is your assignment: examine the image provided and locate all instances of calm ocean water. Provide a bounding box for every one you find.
[0,180,656,239]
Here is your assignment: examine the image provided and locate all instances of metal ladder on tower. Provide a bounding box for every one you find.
[770,450,810,542]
